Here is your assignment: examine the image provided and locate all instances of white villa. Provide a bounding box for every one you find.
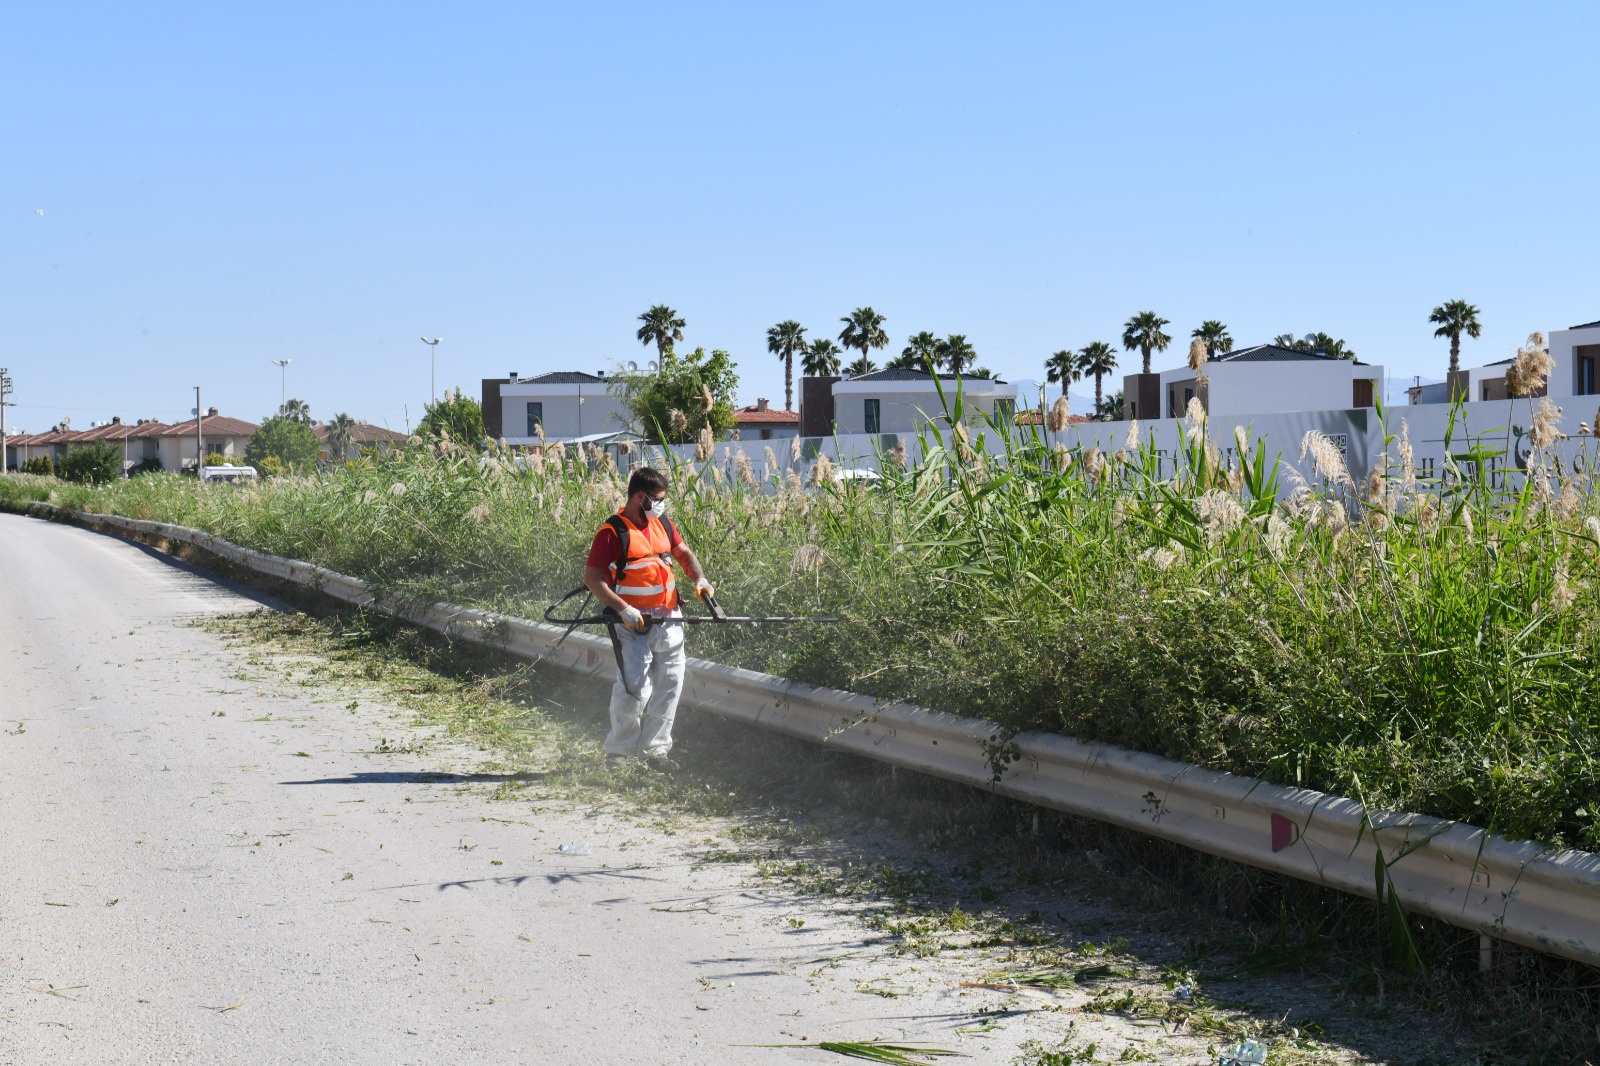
[1144,344,1385,419]
[1409,319,1600,406]
[831,369,1018,435]
[485,371,632,444]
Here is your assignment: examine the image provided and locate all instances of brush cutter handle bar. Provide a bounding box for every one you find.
[698,587,728,621]
[686,616,841,624]
[545,612,839,628]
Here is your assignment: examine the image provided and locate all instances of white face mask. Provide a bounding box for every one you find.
[643,495,670,519]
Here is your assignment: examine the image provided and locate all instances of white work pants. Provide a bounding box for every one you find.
[604,620,687,758]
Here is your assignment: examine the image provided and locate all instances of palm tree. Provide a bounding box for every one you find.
[1122,311,1172,375]
[765,320,807,411]
[1305,332,1356,361]
[1095,389,1124,422]
[1429,299,1483,377]
[1044,349,1079,399]
[1275,332,1357,360]
[845,354,878,375]
[636,304,686,361]
[280,398,311,424]
[327,412,358,460]
[938,334,976,376]
[888,330,941,371]
[838,307,890,372]
[1191,320,1233,358]
[803,338,844,376]
[1078,341,1119,412]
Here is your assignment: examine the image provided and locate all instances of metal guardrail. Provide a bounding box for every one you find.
[16,500,1600,970]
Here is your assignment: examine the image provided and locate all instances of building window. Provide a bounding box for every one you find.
[1168,390,1176,417]
[864,398,880,435]
[994,398,1015,425]
[526,402,543,436]
[1580,352,1598,395]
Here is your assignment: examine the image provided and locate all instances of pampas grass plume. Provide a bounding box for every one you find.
[1048,396,1070,432]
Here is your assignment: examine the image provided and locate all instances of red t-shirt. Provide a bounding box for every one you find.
[586,514,683,571]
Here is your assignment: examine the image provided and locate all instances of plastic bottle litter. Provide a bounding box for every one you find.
[1219,1038,1267,1065]
[556,842,593,855]
[1175,983,1193,999]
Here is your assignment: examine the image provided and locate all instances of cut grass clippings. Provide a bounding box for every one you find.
[738,1041,962,1065]
[961,963,1120,990]
[187,600,1600,1066]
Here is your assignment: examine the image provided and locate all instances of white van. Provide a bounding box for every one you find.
[200,465,258,483]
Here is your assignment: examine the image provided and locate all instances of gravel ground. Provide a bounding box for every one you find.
[0,513,1402,1064]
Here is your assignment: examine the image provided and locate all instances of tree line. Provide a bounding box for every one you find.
[636,298,1488,422]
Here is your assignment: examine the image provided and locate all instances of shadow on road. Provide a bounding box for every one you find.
[371,868,665,893]
[76,523,288,610]
[281,770,547,785]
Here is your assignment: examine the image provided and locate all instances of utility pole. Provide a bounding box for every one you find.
[1,368,12,472]
[195,386,204,474]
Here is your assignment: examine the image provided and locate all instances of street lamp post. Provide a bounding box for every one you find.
[271,358,292,412]
[420,337,442,403]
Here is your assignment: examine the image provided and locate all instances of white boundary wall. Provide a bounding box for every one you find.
[583,397,1594,502]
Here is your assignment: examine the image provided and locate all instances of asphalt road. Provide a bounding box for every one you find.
[0,512,1407,1065]
[0,513,1106,1065]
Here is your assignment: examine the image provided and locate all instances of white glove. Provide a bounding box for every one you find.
[617,606,647,632]
[695,579,715,600]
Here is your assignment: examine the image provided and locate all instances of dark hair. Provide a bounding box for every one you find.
[627,467,669,498]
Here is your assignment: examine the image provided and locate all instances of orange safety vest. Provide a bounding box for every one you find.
[603,511,680,611]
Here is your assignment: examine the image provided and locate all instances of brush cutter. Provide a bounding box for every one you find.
[543,586,838,698]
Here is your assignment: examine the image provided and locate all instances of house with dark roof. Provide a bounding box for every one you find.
[831,369,1018,435]
[483,370,630,442]
[1141,344,1385,419]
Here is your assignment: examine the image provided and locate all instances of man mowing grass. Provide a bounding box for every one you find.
[583,466,713,772]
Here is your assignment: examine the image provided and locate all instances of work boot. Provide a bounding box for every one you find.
[605,754,632,768]
[644,752,680,773]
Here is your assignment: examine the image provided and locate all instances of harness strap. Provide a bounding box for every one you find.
[604,514,629,587]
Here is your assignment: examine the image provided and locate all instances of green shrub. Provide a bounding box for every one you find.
[416,389,485,448]
[611,346,739,444]
[246,416,321,473]
[57,442,123,484]
[22,455,54,476]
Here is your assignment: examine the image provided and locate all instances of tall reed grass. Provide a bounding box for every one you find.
[6,391,1598,851]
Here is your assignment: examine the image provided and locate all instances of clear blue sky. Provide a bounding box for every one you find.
[6,1,1599,432]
